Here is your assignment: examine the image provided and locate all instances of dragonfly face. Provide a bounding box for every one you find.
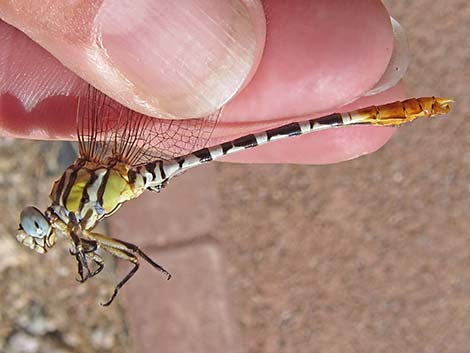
[17,206,55,254]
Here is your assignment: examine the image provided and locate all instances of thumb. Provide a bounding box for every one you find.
[0,0,266,119]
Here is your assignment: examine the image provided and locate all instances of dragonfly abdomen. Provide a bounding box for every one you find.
[158,97,452,181]
[133,97,452,188]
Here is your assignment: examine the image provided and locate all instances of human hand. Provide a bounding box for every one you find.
[0,0,407,164]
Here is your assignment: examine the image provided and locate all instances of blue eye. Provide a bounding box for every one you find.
[20,207,50,238]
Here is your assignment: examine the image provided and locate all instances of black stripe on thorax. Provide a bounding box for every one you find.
[62,171,78,207]
[78,170,98,213]
[158,160,166,180]
[53,172,66,204]
[96,168,112,208]
[266,122,301,140]
[310,113,343,128]
[61,160,86,207]
[127,169,137,185]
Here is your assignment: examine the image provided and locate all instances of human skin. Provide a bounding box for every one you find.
[0,0,405,164]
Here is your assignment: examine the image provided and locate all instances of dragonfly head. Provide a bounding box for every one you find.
[16,206,56,254]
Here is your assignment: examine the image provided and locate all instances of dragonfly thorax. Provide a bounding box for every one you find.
[49,158,147,230]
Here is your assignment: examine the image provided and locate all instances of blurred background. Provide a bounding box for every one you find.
[0,1,468,353]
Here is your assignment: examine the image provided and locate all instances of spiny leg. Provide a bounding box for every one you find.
[85,231,171,305]
[87,232,171,280]
[69,237,105,279]
[82,238,98,254]
[74,252,88,283]
[69,236,98,282]
[88,252,105,278]
[99,246,139,307]
[70,246,104,280]
[69,231,91,283]
[79,239,104,278]
[68,217,96,282]
[69,238,97,255]
[114,239,171,280]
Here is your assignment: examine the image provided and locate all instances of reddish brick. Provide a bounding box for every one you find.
[109,164,218,247]
[121,242,241,353]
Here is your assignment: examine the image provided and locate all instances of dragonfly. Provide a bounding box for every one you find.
[15,85,453,306]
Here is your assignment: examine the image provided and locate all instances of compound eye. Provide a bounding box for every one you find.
[20,206,50,239]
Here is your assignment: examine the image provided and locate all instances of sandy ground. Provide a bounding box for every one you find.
[0,140,132,353]
[0,1,468,353]
[216,1,469,351]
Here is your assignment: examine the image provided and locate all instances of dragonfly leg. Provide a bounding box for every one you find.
[83,251,104,278]
[69,242,92,283]
[86,232,171,279]
[82,238,98,253]
[67,216,97,282]
[74,251,89,283]
[69,238,98,255]
[69,237,100,282]
[69,233,100,282]
[85,231,171,305]
[99,247,139,306]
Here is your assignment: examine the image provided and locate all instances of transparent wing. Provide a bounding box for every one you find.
[77,85,221,165]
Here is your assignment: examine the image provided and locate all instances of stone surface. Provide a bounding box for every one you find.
[109,164,218,248]
[121,242,240,353]
[0,141,131,353]
[211,2,470,352]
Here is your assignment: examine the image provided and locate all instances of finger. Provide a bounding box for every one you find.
[0,0,394,137]
[0,0,406,165]
[224,0,395,121]
[0,0,266,118]
[0,20,83,139]
[213,0,402,164]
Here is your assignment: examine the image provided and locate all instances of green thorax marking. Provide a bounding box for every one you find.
[50,159,144,219]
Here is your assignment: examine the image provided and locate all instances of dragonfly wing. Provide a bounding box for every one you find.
[76,85,222,165]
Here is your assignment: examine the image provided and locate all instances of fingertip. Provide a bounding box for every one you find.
[226,0,394,122]
[365,17,410,96]
[0,0,266,119]
[95,0,266,118]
